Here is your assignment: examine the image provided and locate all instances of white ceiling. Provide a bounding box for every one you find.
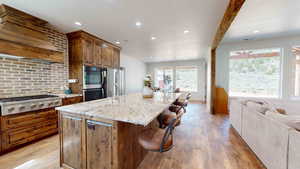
[0,0,229,62]
[223,0,300,43]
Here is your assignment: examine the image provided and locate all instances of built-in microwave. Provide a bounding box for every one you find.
[83,66,102,89]
[83,66,107,101]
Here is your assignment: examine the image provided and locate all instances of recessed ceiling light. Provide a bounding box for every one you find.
[75,22,82,26]
[253,30,260,33]
[184,30,189,34]
[151,37,157,40]
[135,22,142,27]
[115,41,120,44]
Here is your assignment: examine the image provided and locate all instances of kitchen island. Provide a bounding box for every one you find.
[56,92,182,169]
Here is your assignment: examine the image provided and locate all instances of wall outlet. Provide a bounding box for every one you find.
[68,79,78,83]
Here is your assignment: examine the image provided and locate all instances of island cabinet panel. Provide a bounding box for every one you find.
[61,114,85,169]
[58,115,154,169]
[86,120,112,169]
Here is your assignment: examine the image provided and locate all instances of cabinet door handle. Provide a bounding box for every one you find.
[87,123,95,130]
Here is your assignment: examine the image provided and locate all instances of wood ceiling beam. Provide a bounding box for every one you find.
[208,0,245,114]
[212,0,246,50]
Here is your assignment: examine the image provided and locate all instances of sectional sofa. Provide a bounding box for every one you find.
[229,97,300,169]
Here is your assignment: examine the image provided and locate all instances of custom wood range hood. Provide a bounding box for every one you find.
[0,4,64,63]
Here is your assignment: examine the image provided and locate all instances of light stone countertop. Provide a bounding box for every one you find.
[56,92,182,126]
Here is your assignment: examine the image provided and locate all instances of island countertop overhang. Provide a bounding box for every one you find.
[55,92,183,126]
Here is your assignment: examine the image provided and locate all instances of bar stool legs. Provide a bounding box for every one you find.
[138,118,177,153]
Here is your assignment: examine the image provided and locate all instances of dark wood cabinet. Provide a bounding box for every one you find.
[0,97,83,154]
[0,108,58,153]
[86,120,112,169]
[67,30,120,68]
[82,38,94,65]
[67,30,121,95]
[62,96,83,106]
[94,39,103,66]
[102,43,113,67]
[60,114,84,169]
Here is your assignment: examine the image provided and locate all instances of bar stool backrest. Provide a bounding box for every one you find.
[186,93,192,100]
[159,110,184,152]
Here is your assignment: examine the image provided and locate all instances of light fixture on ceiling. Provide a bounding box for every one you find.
[115,41,121,45]
[75,22,82,26]
[151,37,157,40]
[184,30,189,34]
[253,30,260,34]
[135,21,142,27]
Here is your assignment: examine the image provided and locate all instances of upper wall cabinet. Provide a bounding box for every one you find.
[82,37,94,65]
[102,43,113,67]
[67,30,120,68]
[94,39,103,66]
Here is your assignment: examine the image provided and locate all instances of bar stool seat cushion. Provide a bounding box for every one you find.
[138,128,173,152]
[161,110,177,126]
[169,105,181,113]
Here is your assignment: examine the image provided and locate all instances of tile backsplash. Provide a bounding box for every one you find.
[0,24,69,98]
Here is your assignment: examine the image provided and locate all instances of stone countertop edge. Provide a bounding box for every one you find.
[55,93,182,126]
[55,94,83,99]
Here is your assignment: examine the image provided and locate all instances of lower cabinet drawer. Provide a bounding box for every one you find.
[62,96,82,106]
[1,120,58,151]
[0,108,59,153]
[1,108,57,131]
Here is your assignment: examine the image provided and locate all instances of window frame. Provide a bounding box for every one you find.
[154,67,175,91]
[292,46,300,97]
[175,66,199,92]
[228,47,283,98]
[154,66,199,93]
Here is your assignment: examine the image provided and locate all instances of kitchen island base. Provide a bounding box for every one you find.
[59,111,159,169]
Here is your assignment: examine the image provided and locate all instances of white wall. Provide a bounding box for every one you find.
[146,59,206,101]
[206,48,212,112]
[217,35,300,99]
[120,53,146,94]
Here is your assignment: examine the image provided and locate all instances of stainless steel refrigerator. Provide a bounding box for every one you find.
[107,67,126,97]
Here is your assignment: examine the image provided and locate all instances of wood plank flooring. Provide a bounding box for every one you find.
[0,103,266,169]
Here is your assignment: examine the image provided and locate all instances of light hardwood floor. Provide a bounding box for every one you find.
[0,103,266,169]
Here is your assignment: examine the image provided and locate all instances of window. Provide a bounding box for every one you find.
[154,66,198,92]
[229,48,281,98]
[292,46,300,96]
[154,68,173,91]
[176,66,198,92]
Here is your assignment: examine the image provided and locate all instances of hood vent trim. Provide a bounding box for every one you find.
[0,4,63,63]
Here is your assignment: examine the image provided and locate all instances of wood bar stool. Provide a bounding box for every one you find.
[138,111,184,153]
[173,93,191,112]
[157,104,185,128]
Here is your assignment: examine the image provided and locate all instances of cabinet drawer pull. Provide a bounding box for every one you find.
[87,120,112,127]
[87,123,95,130]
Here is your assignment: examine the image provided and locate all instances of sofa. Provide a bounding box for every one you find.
[230,97,300,169]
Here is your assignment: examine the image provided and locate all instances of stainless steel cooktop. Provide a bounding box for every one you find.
[0,95,62,116]
[0,95,59,102]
